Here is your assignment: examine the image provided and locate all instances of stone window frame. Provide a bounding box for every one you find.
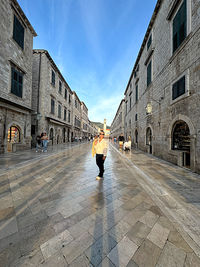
[59,80,62,94]
[135,83,138,103]
[10,62,25,98]
[64,88,68,100]
[12,12,25,50]
[68,110,71,123]
[51,70,56,86]
[147,59,152,87]
[58,103,62,119]
[147,33,152,51]
[64,108,67,121]
[168,0,192,56]
[170,69,190,105]
[50,97,55,114]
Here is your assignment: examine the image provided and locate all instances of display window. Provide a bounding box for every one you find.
[7,126,20,143]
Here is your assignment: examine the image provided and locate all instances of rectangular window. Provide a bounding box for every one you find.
[126,101,128,115]
[58,104,61,118]
[75,99,77,108]
[69,94,71,104]
[147,60,152,87]
[64,109,67,121]
[147,34,152,50]
[59,81,62,94]
[51,98,55,114]
[130,97,132,110]
[11,66,23,98]
[173,0,187,53]
[172,76,185,100]
[13,15,24,49]
[51,70,55,85]
[65,88,67,100]
[135,85,138,102]
[68,111,71,123]
[135,114,138,121]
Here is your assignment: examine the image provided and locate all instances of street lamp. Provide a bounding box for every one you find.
[145,97,164,115]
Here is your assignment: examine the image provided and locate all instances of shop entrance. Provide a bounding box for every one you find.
[172,120,190,168]
[7,126,20,152]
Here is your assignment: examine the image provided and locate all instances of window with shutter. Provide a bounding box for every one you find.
[51,99,55,114]
[64,109,67,121]
[147,60,152,87]
[65,88,67,100]
[58,105,61,118]
[13,15,24,49]
[147,34,152,50]
[11,67,23,98]
[51,70,55,85]
[135,85,138,102]
[173,0,187,53]
[172,76,185,100]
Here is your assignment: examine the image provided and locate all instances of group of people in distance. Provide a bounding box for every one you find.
[36,132,48,152]
[114,133,132,151]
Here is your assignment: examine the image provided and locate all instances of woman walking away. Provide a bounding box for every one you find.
[41,132,48,152]
[92,131,108,180]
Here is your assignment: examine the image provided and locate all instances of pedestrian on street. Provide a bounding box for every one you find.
[36,134,41,152]
[118,133,125,149]
[41,132,48,152]
[93,131,108,180]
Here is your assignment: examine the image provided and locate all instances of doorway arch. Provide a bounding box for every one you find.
[172,120,190,167]
[146,127,152,154]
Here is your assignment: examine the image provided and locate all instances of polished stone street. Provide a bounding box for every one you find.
[0,142,200,266]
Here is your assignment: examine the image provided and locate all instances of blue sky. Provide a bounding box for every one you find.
[18,0,157,126]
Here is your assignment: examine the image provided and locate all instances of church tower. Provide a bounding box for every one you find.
[104,119,106,133]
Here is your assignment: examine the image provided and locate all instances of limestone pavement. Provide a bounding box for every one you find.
[0,141,200,266]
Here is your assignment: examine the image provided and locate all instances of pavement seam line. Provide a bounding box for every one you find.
[110,143,200,258]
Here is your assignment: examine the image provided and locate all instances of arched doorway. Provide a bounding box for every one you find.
[146,127,152,154]
[63,128,66,143]
[7,125,21,152]
[172,120,190,168]
[135,129,138,147]
[68,128,70,142]
[50,128,54,145]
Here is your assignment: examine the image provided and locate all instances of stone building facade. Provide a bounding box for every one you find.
[81,102,89,139]
[32,50,73,146]
[0,0,37,153]
[71,91,82,140]
[110,99,125,139]
[111,0,200,174]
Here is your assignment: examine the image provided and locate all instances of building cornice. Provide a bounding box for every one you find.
[33,49,73,95]
[124,0,163,95]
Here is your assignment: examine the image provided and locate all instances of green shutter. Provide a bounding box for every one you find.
[13,15,24,49]
[147,61,152,86]
[173,0,187,53]
[135,85,138,102]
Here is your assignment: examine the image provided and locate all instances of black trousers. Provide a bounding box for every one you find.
[96,154,105,177]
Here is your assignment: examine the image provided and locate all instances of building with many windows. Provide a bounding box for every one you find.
[110,99,125,139]
[32,49,73,145]
[111,0,200,173]
[0,0,37,153]
[81,102,89,140]
[72,91,82,140]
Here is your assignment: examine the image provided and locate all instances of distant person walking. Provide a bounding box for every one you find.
[92,131,108,180]
[36,134,41,152]
[118,133,124,149]
[41,132,48,152]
